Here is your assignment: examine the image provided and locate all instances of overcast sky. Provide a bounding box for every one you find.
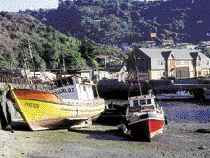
[0,0,58,12]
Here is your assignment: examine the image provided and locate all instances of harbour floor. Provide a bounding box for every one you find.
[0,100,209,158]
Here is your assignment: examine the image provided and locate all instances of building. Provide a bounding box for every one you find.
[161,40,174,47]
[126,48,210,80]
[58,0,74,8]
[198,41,210,49]
[93,70,110,80]
[95,55,123,68]
[106,65,127,81]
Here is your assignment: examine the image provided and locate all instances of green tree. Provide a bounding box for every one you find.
[79,37,96,67]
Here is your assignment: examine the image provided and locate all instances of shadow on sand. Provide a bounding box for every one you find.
[68,122,152,142]
[68,127,134,141]
[7,121,152,142]
[10,121,31,131]
[7,119,154,142]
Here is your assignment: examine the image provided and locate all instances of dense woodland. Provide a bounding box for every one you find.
[23,0,210,45]
[1,0,210,72]
[0,12,125,72]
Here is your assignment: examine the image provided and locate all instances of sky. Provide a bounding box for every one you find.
[0,0,59,12]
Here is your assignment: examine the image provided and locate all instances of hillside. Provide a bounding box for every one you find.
[0,12,126,71]
[20,0,210,46]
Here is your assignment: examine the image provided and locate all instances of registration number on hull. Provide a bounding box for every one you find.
[25,102,40,108]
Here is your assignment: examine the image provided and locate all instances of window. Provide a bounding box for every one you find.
[147,99,151,104]
[204,71,209,75]
[207,60,209,65]
[184,61,189,65]
[61,79,68,86]
[176,60,180,65]
[140,99,146,105]
[163,72,166,76]
[67,77,74,85]
[133,100,139,107]
[56,80,62,87]
[161,60,165,65]
[157,60,165,65]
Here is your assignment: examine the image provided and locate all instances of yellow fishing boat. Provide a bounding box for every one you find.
[6,85,105,131]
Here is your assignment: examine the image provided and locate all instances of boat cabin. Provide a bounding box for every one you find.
[128,91,162,112]
[129,96,155,111]
[45,75,99,101]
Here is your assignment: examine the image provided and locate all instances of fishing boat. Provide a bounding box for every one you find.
[156,90,194,100]
[117,50,165,141]
[6,82,105,131]
[119,90,165,141]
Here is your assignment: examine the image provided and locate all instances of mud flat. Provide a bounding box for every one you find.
[0,120,209,158]
[0,100,210,158]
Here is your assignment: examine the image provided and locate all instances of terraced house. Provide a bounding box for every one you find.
[126,48,210,80]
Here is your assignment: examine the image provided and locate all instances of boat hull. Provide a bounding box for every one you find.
[128,113,164,140]
[156,95,194,100]
[203,88,210,99]
[156,91,194,100]
[204,93,210,99]
[6,89,105,130]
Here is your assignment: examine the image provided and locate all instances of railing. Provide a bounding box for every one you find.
[0,76,27,84]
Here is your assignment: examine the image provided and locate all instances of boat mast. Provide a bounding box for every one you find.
[10,59,30,86]
[133,50,142,96]
[19,43,33,88]
[28,40,37,89]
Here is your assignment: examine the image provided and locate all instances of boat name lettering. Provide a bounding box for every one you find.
[54,88,74,94]
[25,103,39,108]
[68,88,74,92]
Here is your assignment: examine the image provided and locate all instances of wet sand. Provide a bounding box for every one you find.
[0,120,209,158]
[0,100,210,158]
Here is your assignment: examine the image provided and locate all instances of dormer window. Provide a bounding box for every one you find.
[161,60,165,65]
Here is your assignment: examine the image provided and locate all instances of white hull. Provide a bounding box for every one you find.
[156,91,194,100]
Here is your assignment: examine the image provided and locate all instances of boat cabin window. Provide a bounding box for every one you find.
[139,99,146,105]
[75,78,79,84]
[155,103,161,110]
[147,99,151,104]
[61,79,68,86]
[131,99,152,107]
[56,80,62,87]
[133,100,139,107]
[92,85,98,98]
[67,77,74,85]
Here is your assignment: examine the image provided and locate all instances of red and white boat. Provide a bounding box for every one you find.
[125,90,165,141]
